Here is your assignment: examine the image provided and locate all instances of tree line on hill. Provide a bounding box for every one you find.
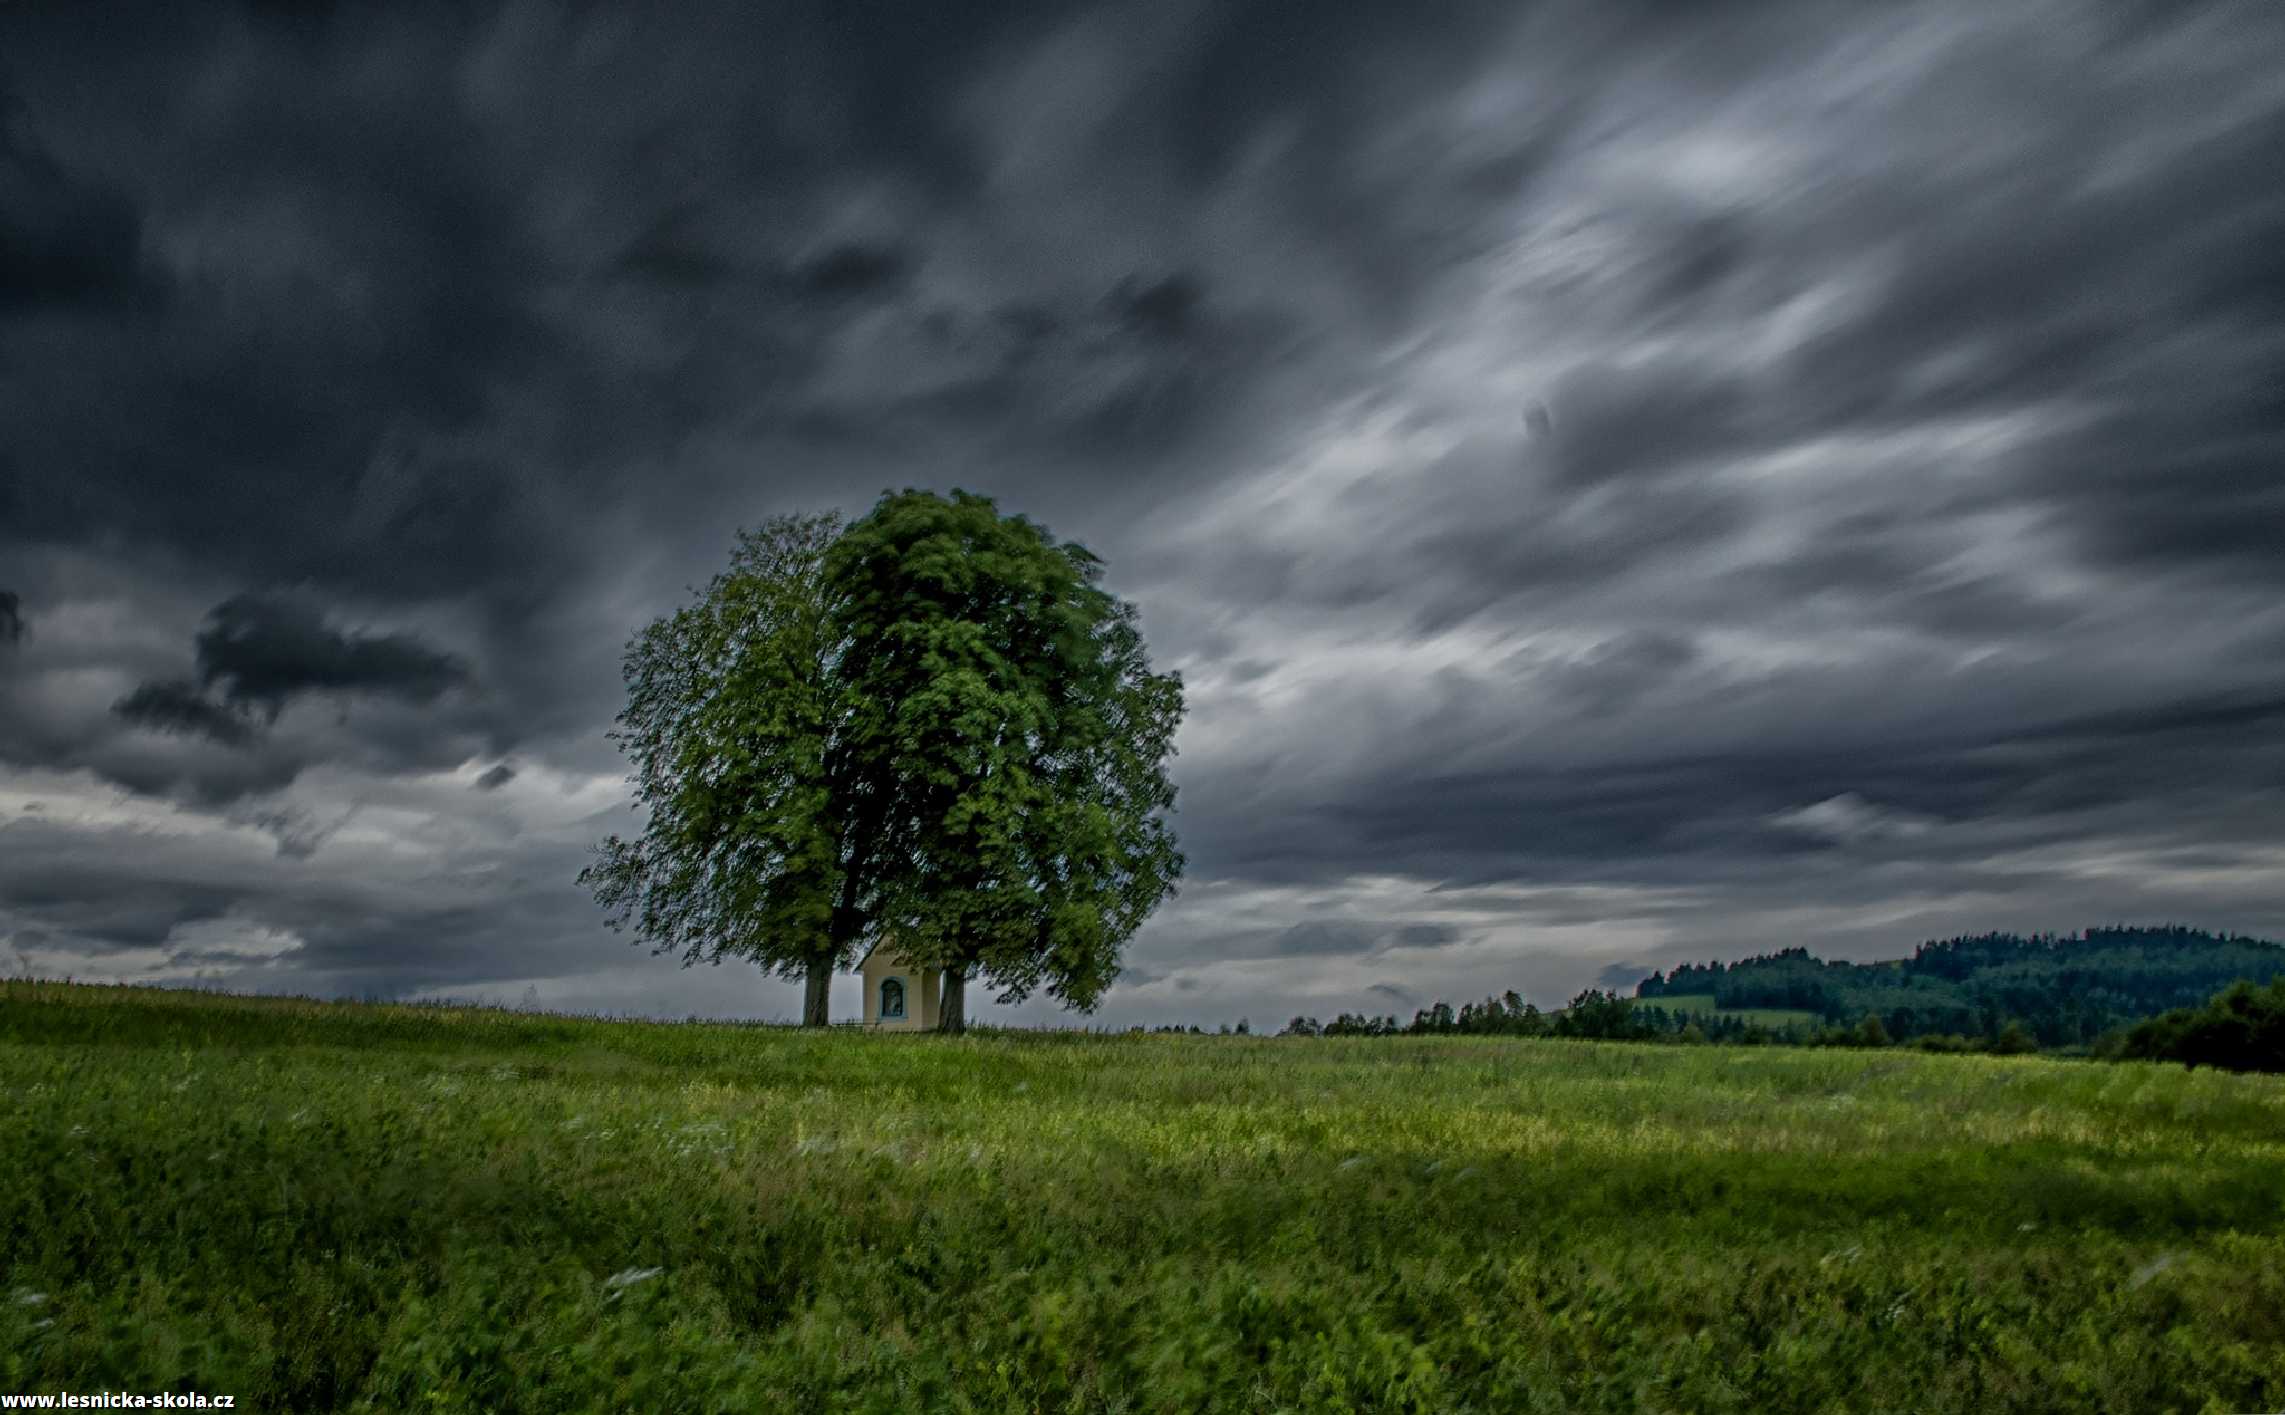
[1275,988,2041,1053]
[1634,925,2285,1047]
[1260,925,2285,1071]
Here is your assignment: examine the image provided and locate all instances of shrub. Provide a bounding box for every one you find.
[1989,1022,2038,1056]
[2115,978,2285,1074]
[1911,1033,1978,1054]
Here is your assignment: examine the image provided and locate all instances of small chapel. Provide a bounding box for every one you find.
[857,940,943,1031]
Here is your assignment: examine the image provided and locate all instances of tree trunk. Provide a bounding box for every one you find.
[940,966,967,1035]
[802,958,832,1028]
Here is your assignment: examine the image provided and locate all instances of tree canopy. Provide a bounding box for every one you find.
[583,490,1184,1031]
[825,489,1185,1030]
[580,512,864,1024]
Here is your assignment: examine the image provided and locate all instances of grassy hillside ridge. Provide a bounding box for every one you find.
[1635,924,2285,1046]
[4,979,2283,1412]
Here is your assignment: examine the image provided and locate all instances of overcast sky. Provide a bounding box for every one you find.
[3,0,2281,1028]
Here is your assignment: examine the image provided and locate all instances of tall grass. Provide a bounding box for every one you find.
[2,979,2280,1412]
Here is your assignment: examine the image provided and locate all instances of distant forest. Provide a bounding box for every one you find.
[1267,925,2285,1055]
[1633,925,2285,1047]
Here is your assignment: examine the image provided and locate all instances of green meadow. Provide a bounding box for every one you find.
[3,980,2282,1413]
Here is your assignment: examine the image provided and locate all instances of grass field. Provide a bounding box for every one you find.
[1628,992,1824,1029]
[3,980,2282,1413]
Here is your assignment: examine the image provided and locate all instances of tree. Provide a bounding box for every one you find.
[824,488,1185,1033]
[2115,978,2285,1074]
[1553,989,1646,1040]
[1989,1021,2038,1056]
[581,512,878,1027]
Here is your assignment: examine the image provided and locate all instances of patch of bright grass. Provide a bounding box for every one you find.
[3,979,2282,1412]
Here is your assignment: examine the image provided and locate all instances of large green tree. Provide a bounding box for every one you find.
[826,488,1185,1032]
[581,511,885,1027]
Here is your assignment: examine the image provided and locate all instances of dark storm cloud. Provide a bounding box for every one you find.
[17,0,1353,647]
[1188,675,2285,893]
[94,593,477,796]
[74,741,310,811]
[0,65,566,608]
[0,100,162,313]
[0,847,239,950]
[1156,916,1463,963]
[792,243,913,301]
[1153,4,2285,629]
[605,215,913,304]
[2018,394,2285,586]
[112,681,259,749]
[1630,212,1749,327]
[0,803,633,994]
[604,207,743,290]
[233,805,359,861]
[2018,689,2285,745]
[0,561,508,810]
[473,764,516,791]
[190,594,469,719]
[0,0,1508,643]
[1538,360,1761,488]
[1107,274,1206,342]
[1770,102,2285,440]
[0,590,21,644]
